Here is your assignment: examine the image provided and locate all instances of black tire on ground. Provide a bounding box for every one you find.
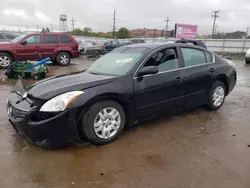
[93,50,101,58]
[207,81,226,111]
[25,72,31,77]
[245,59,250,64]
[0,52,13,69]
[56,52,71,66]
[81,100,126,145]
[33,74,39,80]
[16,73,24,79]
[39,72,46,79]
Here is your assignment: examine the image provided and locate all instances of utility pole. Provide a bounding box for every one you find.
[164,17,170,37]
[246,26,249,38]
[212,10,219,38]
[242,26,249,52]
[50,24,53,31]
[71,17,76,31]
[112,9,116,39]
[214,24,218,34]
[36,25,39,31]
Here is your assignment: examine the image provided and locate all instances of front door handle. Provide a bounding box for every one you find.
[175,77,182,83]
[210,68,215,73]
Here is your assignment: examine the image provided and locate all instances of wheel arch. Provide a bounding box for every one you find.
[0,51,14,60]
[76,93,136,131]
[214,74,229,95]
[58,50,72,58]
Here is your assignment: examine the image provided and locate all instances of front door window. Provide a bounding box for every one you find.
[23,35,41,44]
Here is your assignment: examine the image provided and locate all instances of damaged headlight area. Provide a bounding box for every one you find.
[40,91,84,112]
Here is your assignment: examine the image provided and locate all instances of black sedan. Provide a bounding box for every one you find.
[6,42,237,148]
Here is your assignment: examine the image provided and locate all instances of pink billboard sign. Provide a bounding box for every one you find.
[175,24,198,39]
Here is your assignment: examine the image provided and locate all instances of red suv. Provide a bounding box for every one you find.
[0,32,79,68]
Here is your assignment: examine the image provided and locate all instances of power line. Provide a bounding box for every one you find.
[71,17,76,31]
[212,10,219,37]
[112,10,116,39]
[164,16,170,37]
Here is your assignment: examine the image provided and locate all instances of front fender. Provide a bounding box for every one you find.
[67,84,136,125]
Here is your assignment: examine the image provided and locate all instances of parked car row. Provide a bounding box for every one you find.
[0,32,79,68]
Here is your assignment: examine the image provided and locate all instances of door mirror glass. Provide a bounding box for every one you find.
[138,66,158,77]
[20,40,27,45]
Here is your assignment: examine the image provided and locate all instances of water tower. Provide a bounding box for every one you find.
[59,14,68,32]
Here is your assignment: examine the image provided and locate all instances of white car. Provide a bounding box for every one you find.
[245,48,250,64]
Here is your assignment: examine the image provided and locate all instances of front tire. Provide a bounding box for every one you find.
[0,52,13,69]
[81,101,125,145]
[56,52,71,66]
[207,81,226,111]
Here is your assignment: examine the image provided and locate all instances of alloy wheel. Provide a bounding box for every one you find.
[213,86,225,107]
[0,56,11,68]
[93,107,121,139]
[60,55,69,65]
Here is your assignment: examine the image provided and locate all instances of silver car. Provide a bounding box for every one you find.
[78,40,106,58]
[0,33,18,42]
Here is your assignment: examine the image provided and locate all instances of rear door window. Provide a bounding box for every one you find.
[59,35,73,43]
[181,48,206,67]
[43,35,59,44]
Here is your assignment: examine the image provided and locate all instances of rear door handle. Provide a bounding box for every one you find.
[210,68,215,73]
[175,77,182,83]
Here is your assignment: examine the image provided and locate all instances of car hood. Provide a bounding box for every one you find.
[28,71,116,100]
[0,41,15,47]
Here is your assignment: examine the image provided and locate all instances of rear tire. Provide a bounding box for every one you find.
[93,50,101,58]
[81,100,125,145]
[0,52,13,69]
[246,59,250,64]
[56,52,71,66]
[207,81,226,111]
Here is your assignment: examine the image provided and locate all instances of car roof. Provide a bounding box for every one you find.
[124,42,207,51]
[28,32,70,35]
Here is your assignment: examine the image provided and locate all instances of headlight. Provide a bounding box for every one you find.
[40,91,84,112]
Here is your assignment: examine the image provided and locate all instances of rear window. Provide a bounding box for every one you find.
[43,35,59,44]
[205,51,213,62]
[59,35,73,43]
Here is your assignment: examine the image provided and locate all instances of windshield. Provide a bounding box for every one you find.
[87,48,146,76]
[11,35,26,42]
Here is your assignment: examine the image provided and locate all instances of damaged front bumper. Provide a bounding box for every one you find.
[7,80,81,148]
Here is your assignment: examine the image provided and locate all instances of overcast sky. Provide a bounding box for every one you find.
[0,0,249,34]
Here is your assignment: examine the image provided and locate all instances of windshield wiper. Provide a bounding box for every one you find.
[88,71,101,75]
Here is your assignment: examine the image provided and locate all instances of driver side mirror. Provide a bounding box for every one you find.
[137,66,158,77]
[20,40,27,45]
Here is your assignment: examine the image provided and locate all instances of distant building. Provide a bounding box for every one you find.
[130,28,173,38]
